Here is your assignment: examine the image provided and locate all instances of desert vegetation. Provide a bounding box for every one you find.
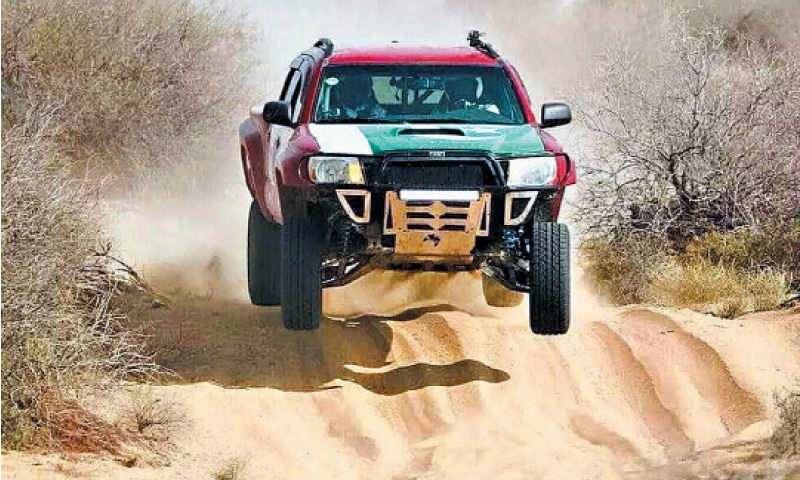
[575,7,800,317]
[770,386,800,458]
[1,0,252,450]
[211,457,250,480]
[2,0,252,179]
[573,6,800,461]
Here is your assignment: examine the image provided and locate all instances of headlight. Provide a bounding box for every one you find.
[307,156,365,184]
[506,156,557,187]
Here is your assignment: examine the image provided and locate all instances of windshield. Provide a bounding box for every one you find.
[313,65,525,125]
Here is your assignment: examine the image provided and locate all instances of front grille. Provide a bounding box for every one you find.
[404,201,473,232]
[384,191,490,237]
[376,155,499,188]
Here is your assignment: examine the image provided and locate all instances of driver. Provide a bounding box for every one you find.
[337,75,386,119]
[444,77,478,110]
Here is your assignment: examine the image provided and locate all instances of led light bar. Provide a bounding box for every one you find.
[399,190,480,202]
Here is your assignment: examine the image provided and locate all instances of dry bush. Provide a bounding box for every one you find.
[575,10,800,246]
[648,260,788,318]
[1,115,158,450]
[582,230,790,315]
[123,387,185,438]
[579,234,666,305]
[574,7,800,311]
[1,0,253,176]
[2,0,254,451]
[687,223,800,289]
[770,387,800,458]
[212,456,249,480]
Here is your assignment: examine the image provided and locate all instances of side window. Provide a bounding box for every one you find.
[294,59,315,123]
[280,69,303,122]
[290,70,304,123]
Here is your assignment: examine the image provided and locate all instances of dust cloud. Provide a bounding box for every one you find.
[107,133,252,300]
[108,0,799,304]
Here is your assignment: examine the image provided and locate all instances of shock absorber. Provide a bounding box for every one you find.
[502,227,519,251]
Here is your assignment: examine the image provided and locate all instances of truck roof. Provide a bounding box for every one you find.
[326,46,501,66]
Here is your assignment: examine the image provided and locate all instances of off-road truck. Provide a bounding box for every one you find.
[239,32,576,334]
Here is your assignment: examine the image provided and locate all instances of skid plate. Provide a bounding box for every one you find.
[383,191,490,262]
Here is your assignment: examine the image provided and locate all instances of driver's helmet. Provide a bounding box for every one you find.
[337,75,375,111]
[445,77,479,105]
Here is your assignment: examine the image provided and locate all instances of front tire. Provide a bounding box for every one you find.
[528,223,570,335]
[280,204,324,330]
[248,201,281,306]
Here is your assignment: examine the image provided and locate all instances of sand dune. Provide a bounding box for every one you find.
[2,272,798,479]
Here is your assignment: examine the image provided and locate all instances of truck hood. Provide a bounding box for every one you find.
[307,123,545,158]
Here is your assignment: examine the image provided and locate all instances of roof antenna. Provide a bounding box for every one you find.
[468,30,500,59]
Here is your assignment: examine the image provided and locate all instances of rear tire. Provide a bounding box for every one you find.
[248,201,281,306]
[481,274,525,307]
[528,223,570,335]
[281,204,324,331]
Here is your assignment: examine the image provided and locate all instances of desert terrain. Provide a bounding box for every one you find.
[3,271,798,479]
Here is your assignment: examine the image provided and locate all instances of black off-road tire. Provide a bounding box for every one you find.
[481,274,525,307]
[528,223,570,335]
[248,201,281,306]
[280,205,324,331]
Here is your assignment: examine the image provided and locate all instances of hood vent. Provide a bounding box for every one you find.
[397,128,465,136]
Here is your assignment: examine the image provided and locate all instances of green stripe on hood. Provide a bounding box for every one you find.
[356,124,545,157]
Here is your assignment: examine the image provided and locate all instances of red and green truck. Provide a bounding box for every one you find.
[239,32,576,334]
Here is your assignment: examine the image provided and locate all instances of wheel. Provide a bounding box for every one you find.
[481,274,525,307]
[528,223,570,335]
[531,198,554,222]
[248,201,281,306]
[280,203,324,330]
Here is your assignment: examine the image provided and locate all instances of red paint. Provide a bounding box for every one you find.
[327,46,500,66]
[540,130,575,186]
[276,125,320,188]
[299,60,324,124]
[502,63,537,124]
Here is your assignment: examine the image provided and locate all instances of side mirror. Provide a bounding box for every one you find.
[540,102,572,129]
[262,100,294,127]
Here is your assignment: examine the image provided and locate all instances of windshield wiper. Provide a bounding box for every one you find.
[359,118,396,123]
[404,118,472,124]
[318,118,395,124]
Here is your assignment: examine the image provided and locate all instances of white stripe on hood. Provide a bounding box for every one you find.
[308,124,373,155]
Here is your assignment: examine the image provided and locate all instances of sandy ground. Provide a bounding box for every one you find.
[2,271,799,480]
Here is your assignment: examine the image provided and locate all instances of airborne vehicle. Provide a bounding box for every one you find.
[239,32,575,334]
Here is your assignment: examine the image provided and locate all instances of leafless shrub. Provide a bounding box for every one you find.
[770,386,800,458]
[574,7,800,310]
[123,387,185,438]
[212,456,250,480]
[1,0,254,177]
[575,11,800,246]
[2,0,254,451]
[1,115,159,450]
